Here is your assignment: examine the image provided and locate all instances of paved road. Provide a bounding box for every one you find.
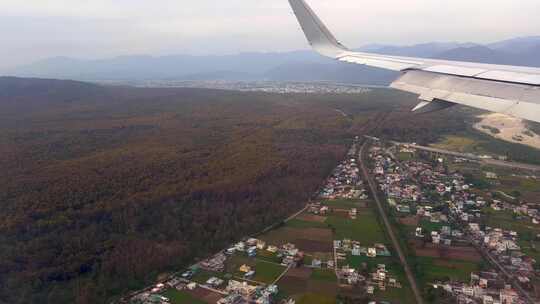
[359,142,424,304]
[391,141,540,172]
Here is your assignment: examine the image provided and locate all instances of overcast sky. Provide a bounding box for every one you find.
[1,0,539,69]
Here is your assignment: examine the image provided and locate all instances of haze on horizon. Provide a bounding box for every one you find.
[1,0,540,70]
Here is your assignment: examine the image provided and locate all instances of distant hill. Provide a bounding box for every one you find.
[433,45,514,64]
[487,36,540,53]
[3,36,540,84]
[358,42,479,58]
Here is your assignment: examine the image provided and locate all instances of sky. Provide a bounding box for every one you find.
[1,0,539,69]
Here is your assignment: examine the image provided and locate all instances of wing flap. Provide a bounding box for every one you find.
[391,70,540,122]
[474,70,540,85]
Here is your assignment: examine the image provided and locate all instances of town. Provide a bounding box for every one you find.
[120,137,540,304]
[369,139,540,303]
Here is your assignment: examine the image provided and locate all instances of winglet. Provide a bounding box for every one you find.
[288,0,349,58]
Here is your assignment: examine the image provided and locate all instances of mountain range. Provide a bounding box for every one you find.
[3,36,540,85]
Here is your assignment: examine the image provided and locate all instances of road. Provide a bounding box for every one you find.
[390,141,540,172]
[359,142,425,304]
[466,235,536,304]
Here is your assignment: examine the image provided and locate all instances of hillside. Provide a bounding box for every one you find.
[3,77,540,303]
[0,77,391,303]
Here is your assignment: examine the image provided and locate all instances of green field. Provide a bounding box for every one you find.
[190,270,223,285]
[310,269,337,282]
[432,131,540,165]
[322,199,365,209]
[256,249,282,264]
[325,210,387,245]
[286,218,329,229]
[223,254,285,284]
[253,261,286,284]
[375,286,417,304]
[414,257,479,286]
[419,220,445,233]
[432,135,479,153]
[483,208,540,236]
[296,293,336,304]
[498,175,540,195]
[519,240,540,263]
[345,254,394,271]
[162,289,206,304]
[397,152,414,162]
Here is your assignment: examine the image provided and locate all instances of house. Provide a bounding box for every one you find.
[352,245,361,256]
[239,264,252,273]
[396,204,411,213]
[485,172,498,179]
[431,231,441,245]
[235,242,246,252]
[367,286,375,294]
[500,285,519,304]
[256,240,266,250]
[246,238,258,246]
[181,271,194,279]
[206,277,224,287]
[267,245,278,253]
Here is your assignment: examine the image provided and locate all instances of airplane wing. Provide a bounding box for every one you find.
[288,0,540,123]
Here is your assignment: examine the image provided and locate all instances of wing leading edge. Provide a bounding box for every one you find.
[288,0,540,123]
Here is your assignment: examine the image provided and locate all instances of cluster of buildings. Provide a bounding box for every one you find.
[491,199,540,225]
[132,80,372,95]
[200,252,228,272]
[469,226,536,287]
[218,281,279,304]
[320,145,367,200]
[432,272,524,304]
[368,142,536,303]
[334,238,395,291]
[367,264,402,295]
[334,239,391,259]
[127,235,298,304]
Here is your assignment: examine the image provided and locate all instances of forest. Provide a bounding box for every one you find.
[0,77,533,303]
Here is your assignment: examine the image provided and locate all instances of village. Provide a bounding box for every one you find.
[368,140,540,303]
[122,140,417,304]
[120,137,540,304]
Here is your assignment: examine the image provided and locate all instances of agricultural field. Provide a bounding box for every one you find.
[310,269,337,282]
[325,209,388,245]
[162,289,208,304]
[296,293,336,304]
[519,240,540,262]
[419,220,446,234]
[223,253,287,284]
[431,130,540,165]
[260,226,334,254]
[322,199,368,209]
[375,284,416,304]
[413,257,480,286]
[397,151,414,162]
[482,208,540,236]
